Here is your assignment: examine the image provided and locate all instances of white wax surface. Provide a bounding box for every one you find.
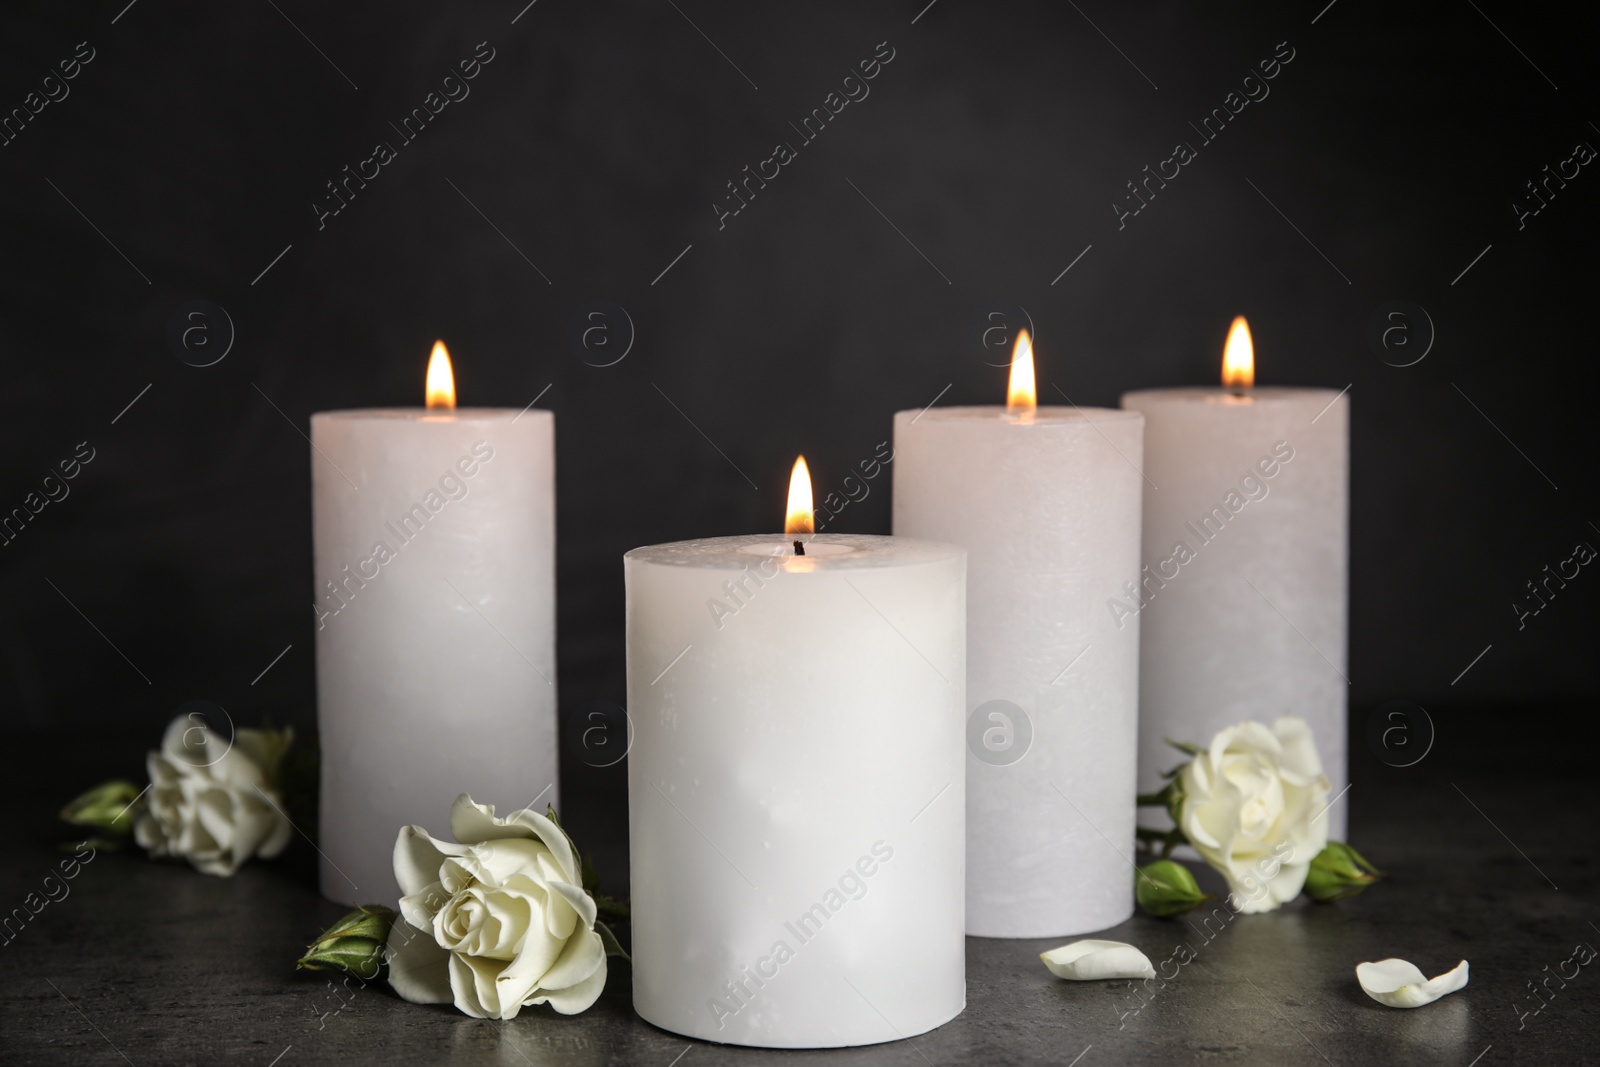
[892,406,1144,938]
[311,408,557,904]
[1121,387,1348,840]
[626,534,966,1048]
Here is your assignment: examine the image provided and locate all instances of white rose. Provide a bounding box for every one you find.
[385,795,607,1020]
[1178,716,1330,914]
[132,714,293,877]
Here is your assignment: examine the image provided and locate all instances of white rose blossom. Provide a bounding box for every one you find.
[132,714,293,877]
[1178,716,1331,914]
[386,795,608,1020]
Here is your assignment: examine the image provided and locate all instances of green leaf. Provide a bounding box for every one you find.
[278,738,320,845]
[1134,827,1172,850]
[238,726,295,785]
[1135,784,1175,808]
[595,920,630,961]
[594,895,631,923]
[1135,860,1212,918]
[60,780,143,835]
[297,905,397,978]
[1164,738,1202,757]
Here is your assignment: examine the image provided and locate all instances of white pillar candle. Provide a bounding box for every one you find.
[626,482,966,1047]
[892,333,1145,938]
[311,343,557,905]
[1121,318,1349,840]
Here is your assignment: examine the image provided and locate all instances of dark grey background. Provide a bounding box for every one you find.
[2,2,1596,857]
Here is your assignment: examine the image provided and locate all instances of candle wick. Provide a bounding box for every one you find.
[793,540,805,556]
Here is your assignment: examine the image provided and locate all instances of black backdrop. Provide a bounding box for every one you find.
[3,3,1596,828]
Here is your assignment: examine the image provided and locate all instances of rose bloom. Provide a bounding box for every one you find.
[132,714,292,877]
[1178,716,1330,913]
[386,795,607,1019]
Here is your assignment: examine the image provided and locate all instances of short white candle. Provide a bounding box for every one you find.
[626,460,966,1048]
[311,342,557,904]
[893,333,1145,938]
[1121,317,1349,839]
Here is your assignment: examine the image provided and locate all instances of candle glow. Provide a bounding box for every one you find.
[785,455,814,535]
[1221,316,1254,390]
[426,340,456,409]
[1007,329,1037,416]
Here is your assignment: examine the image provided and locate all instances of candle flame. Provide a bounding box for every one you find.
[1007,329,1037,415]
[426,340,456,409]
[1221,316,1254,390]
[785,455,814,535]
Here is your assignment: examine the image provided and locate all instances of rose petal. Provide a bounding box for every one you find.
[158,714,199,760]
[394,825,468,897]
[399,883,448,933]
[1273,717,1326,784]
[1041,940,1157,981]
[449,795,579,883]
[190,851,237,877]
[491,908,565,997]
[1357,958,1469,1008]
[461,838,550,886]
[206,744,268,791]
[450,950,510,1019]
[231,795,280,857]
[534,927,605,993]
[386,919,454,1006]
[258,802,292,859]
[543,876,597,937]
[529,952,608,1015]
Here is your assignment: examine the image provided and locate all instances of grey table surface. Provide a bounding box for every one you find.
[3,713,1596,1066]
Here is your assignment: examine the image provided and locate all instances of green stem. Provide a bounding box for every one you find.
[1135,792,1170,807]
[1134,827,1171,850]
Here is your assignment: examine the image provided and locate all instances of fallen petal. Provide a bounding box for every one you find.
[1041,939,1157,981]
[1356,958,1469,1008]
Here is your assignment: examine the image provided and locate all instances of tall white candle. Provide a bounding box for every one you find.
[893,333,1145,938]
[311,343,557,905]
[1121,318,1349,840]
[626,475,965,1047]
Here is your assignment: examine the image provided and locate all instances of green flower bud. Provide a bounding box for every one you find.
[1136,860,1212,918]
[60,780,144,835]
[1304,841,1382,903]
[297,905,397,980]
